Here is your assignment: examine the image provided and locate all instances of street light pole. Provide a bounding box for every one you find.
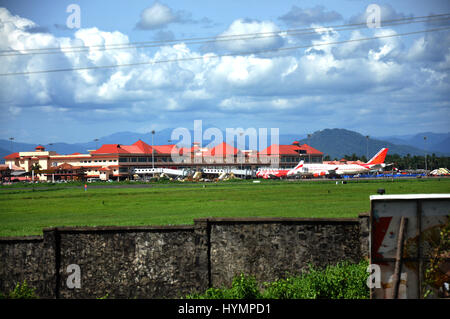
[239,132,244,172]
[307,134,311,163]
[424,136,427,173]
[366,135,369,162]
[151,130,155,170]
[9,137,14,154]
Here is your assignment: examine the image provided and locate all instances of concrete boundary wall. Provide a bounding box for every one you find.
[0,215,369,298]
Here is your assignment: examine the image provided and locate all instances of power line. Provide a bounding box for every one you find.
[0,13,448,57]
[2,17,449,57]
[0,26,448,77]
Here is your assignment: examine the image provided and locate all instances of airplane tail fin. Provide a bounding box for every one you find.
[367,148,388,165]
[294,160,304,170]
[287,160,304,176]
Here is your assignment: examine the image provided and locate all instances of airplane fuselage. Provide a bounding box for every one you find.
[295,163,373,176]
[258,148,389,178]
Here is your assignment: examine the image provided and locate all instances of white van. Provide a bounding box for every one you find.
[87,178,102,183]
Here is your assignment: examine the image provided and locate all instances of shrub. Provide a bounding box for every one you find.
[186,260,370,299]
[281,260,370,299]
[186,274,262,299]
[229,274,262,299]
[0,281,38,299]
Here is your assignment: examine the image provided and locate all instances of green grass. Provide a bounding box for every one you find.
[0,178,449,237]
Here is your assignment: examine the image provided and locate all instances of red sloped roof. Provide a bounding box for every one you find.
[297,144,323,155]
[153,144,177,154]
[0,164,24,171]
[132,140,153,154]
[121,145,144,154]
[4,152,19,160]
[259,144,299,155]
[91,144,129,154]
[53,163,83,170]
[259,143,323,156]
[206,142,239,156]
[90,141,178,155]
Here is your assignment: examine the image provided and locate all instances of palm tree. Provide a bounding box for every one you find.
[30,163,42,172]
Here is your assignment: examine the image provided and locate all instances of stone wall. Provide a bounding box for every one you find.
[0,215,369,298]
[54,225,206,299]
[206,218,365,288]
[0,233,56,298]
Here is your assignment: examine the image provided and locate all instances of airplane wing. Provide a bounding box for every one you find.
[328,167,339,175]
[370,163,393,170]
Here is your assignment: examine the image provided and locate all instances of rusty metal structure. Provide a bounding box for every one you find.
[370,194,450,299]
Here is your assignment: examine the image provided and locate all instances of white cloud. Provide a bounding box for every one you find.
[0,7,449,140]
[8,106,22,116]
[135,1,199,30]
[38,105,69,113]
[136,2,175,30]
[349,3,412,25]
[215,19,284,52]
[279,5,343,26]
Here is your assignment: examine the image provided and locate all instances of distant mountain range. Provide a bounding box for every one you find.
[1,128,448,163]
[375,132,450,154]
[301,129,448,159]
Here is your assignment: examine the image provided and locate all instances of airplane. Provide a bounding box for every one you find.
[287,148,389,178]
[256,160,304,179]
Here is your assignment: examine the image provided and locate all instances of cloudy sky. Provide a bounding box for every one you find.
[0,0,449,144]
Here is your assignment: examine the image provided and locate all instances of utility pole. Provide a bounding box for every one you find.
[307,134,312,163]
[151,130,155,170]
[239,132,244,172]
[366,135,370,162]
[94,138,99,150]
[9,137,14,153]
[424,136,427,174]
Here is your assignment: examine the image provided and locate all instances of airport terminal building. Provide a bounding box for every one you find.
[3,140,323,181]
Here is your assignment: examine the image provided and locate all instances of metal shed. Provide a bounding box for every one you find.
[370,194,450,299]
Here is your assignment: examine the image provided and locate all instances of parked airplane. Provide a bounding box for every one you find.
[256,160,304,179]
[287,148,389,178]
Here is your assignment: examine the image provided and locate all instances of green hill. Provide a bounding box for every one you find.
[0,147,9,164]
[299,128,434,160]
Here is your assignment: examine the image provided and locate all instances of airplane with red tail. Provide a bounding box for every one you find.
[256,160,304,179]
[287,148,389,177]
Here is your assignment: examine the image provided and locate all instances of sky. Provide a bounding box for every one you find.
[0,0,449,144]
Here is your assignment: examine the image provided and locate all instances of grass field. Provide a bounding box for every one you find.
[0,178,449,237]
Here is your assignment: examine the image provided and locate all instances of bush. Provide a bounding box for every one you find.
[186,260,370,299]
[230,274,262,299]
[186,274,262,299]
[0,281,38,299]
[262,260,370,299]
